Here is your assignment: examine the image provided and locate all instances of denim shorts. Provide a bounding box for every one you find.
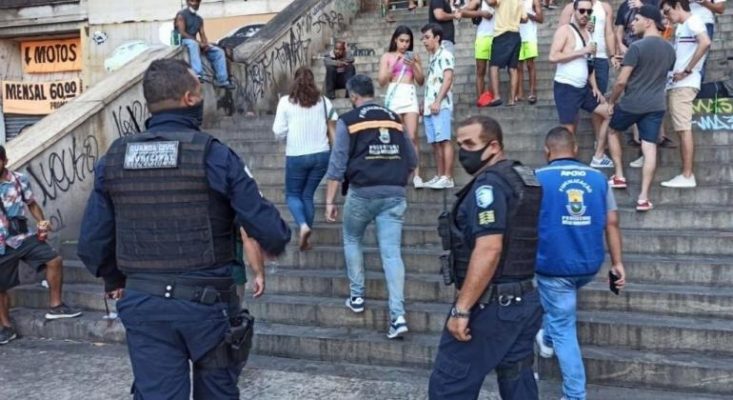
[593,58,610,94]
[610,107,665,143]
[0,236,58,291]
[424,108,453,143]
[553,81,600,125]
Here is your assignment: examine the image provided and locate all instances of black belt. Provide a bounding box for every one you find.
[477,279,535,306]
[126,274,235,305]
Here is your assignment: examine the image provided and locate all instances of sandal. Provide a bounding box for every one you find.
[528,95,537,104]
[488,99,503,107]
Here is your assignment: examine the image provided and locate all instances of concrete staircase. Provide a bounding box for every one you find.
[8,4,733,398]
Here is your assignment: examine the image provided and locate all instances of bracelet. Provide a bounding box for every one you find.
[449,306,471,319]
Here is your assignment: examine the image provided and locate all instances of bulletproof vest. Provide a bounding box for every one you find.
[104,130,235,274]
[341,104,410,188]
[438,160,541,289]
[176,8,203,37]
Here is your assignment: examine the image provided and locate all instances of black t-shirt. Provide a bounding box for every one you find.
[614,0,659,46]
[429,0,455,43]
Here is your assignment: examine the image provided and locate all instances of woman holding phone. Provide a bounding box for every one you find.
[378,26,426,187]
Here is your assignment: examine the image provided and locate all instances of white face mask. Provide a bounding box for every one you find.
[188,6,197,14]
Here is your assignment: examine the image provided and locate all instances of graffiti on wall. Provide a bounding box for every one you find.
[692,98,733,131]
[25,135,99,231]
[112,100,149,137]
[314,11,346,33]
[349,43,376,57]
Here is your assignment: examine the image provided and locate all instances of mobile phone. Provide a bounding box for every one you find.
[404,51,414,61]
[609,271,620,295]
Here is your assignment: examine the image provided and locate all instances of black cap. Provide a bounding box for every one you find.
[638,4,664,28]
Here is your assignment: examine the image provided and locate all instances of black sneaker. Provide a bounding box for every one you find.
[0,326,18,345]
[214,81,237,90]
[45,303,83,320]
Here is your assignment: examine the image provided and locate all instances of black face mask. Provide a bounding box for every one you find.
[459,142,496,175]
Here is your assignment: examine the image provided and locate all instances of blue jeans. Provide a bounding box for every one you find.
[342,192,407,320]
[536,274,595,400]
[285,151,330,228]
[182,38,230,85]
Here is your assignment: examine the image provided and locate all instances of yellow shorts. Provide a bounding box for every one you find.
[519,41,538,61]
[475,35,493,61]
[667,87,699,131]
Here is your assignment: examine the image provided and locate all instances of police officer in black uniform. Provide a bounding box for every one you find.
[78,59,291,400]
[429,115,543,400]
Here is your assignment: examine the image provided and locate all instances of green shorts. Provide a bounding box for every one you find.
[519,41,538,61]
[475,35,493,61]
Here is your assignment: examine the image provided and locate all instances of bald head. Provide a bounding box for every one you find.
[544,127,578,161]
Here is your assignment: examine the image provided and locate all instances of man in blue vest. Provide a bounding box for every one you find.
[324,74,416,339]
[78,59,291,399]
[534,126,626,400]
[175,0,235,89]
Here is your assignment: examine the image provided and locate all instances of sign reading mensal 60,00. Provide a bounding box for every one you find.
[2,78,82,114]
[21,38,82,73]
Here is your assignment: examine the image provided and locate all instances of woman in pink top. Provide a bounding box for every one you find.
[378,25,426,187]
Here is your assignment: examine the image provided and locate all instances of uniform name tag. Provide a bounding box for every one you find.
[124,141,180,170]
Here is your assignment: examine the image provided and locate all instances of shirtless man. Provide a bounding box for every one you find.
[549,0,613,168]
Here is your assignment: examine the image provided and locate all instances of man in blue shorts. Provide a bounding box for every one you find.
[606,5,675,211]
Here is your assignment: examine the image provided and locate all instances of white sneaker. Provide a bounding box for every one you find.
[413,176,425,188]
[535,329,554,358]
[423,176,440,188]
[387,315,409,339]
[590,154,614,169]
[661,174,697,188]
[430,176,455,189]
[629,155,644,168]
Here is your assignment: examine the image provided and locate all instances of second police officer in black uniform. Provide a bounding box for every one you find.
[429,115,543,400]
[78,59,291,400]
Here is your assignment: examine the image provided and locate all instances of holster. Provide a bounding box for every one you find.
[195,308,255,370]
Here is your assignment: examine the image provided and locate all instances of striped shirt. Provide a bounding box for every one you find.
[668,14,707,91]
[272,96,338,156]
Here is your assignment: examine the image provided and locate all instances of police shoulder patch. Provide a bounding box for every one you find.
[475,185,494,208]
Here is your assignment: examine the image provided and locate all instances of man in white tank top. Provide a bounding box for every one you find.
[549,0,614,168]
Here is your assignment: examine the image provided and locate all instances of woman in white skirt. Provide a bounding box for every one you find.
[378,25,426,187]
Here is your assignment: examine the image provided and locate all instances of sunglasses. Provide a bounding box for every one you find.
[577,8,593,15]
[662,7,672,15]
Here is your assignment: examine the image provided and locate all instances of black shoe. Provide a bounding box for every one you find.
[0,326,18,345]
[214,81,236,90]
[45,303,83,320]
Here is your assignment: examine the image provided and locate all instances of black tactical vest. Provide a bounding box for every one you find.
[104,130,235,274]
[439,160,541,289]
[341,104,410,188]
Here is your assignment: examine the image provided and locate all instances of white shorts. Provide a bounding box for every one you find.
[385,83,419,115]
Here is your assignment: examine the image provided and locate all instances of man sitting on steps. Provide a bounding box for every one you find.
[175,0,236,89]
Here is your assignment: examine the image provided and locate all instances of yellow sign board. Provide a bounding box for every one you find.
[2,79,82,115]
[21,38,82,74]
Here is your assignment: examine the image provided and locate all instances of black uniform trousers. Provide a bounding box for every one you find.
[428,289,543,400]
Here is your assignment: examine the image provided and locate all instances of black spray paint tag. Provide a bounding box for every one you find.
[124,141,180,170]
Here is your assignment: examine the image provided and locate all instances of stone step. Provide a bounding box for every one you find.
[537,344,733,395]
[256,181,733,207]
[249,293,733,354]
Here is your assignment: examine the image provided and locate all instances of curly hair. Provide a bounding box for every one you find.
[289,66,321,108]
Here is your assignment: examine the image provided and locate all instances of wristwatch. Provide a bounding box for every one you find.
[449,306,470,319]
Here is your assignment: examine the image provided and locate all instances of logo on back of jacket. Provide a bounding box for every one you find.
[368,127,400,159]
[559,179,593,226]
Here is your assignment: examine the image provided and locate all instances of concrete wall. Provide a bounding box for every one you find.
[0,1,86,38]
[4,46,207,244]
[88,0,291,24]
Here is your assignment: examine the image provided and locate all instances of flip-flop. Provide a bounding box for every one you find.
[528,95,537,104]
[506,102,516,107]
[488,99,503,107]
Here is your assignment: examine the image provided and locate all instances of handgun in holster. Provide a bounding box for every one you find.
[196,308,255,370]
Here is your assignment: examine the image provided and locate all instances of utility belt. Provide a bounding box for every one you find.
[477,279,535,306]
[126,274,235,305]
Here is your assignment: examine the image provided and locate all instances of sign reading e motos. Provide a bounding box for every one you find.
[2,79,82,114]
[21,38,82,73]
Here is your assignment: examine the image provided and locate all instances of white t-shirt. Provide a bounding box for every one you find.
[424,47,455,115]
[519,0,538,42]
[668,14,708,90]
[591,1,609,59]
[476,1,497,37]
[272,96,338,156]
[690,0,725,25]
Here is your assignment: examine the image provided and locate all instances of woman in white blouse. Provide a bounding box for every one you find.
[273,67,338,251]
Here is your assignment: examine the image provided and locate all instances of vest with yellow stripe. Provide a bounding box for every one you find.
[341,104,410,188]
[103,130,235,274]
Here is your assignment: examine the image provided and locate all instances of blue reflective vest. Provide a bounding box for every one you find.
[535,159,608,277]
